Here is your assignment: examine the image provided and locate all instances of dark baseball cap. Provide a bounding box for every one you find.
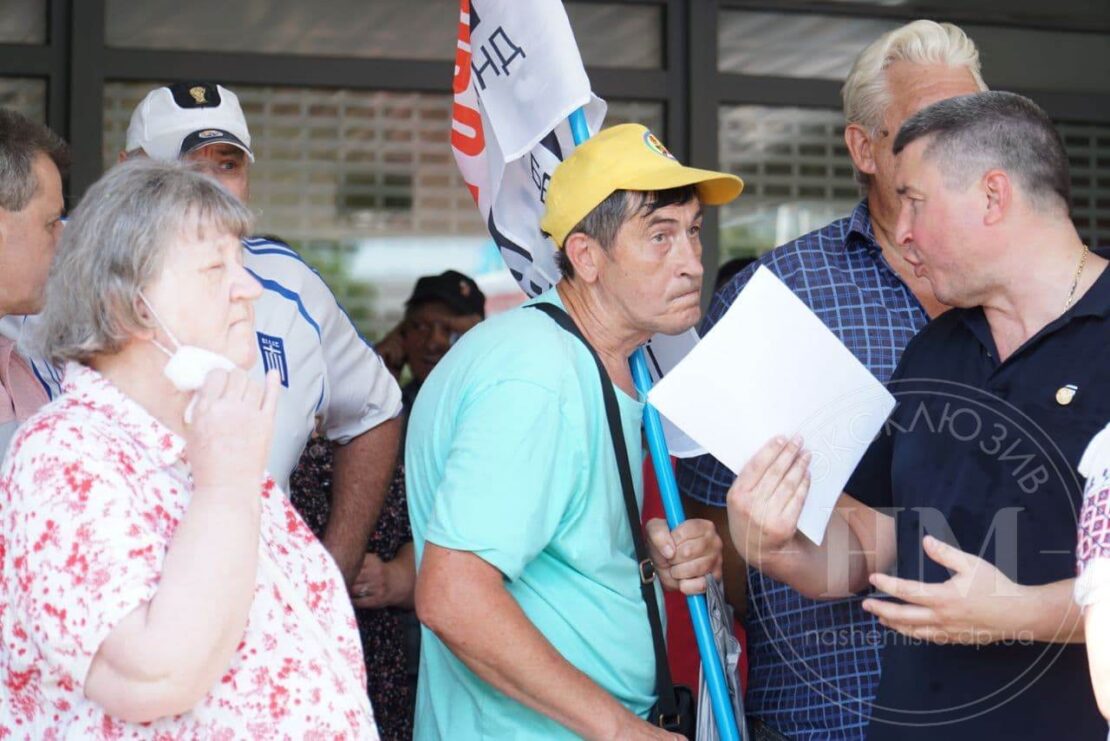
[406,270,486,318]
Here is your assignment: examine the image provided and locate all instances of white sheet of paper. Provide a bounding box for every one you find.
[642,329,707,458]
[648,266,895,544]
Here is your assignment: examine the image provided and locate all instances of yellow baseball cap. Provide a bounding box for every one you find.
[541,123,743,248]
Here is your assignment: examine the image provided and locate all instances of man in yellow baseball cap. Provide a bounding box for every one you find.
[408,123,740,740]
[541,122,742,250]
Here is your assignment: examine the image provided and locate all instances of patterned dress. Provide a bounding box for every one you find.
[289,436,415,741]
[0,363,376,739]
[1076,423,1110,607]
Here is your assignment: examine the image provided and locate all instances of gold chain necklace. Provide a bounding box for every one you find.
[1064,244,1090,311]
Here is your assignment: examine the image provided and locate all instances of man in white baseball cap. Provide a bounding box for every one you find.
[125,82,254,164]
[121,81,404,592]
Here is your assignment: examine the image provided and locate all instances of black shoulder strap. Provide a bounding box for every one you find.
[529,302,678,719]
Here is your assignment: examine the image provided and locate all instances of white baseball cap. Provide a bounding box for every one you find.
[126,82,254,163]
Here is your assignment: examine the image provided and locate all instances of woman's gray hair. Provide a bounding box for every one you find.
[842,20,987,187]
[33,159,254,365]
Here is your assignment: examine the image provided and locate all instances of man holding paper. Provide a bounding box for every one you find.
[408,124,737,740]
[677,19,986,739]
[728,92,1109,739]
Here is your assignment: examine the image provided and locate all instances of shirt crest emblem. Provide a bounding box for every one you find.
[257,332,290,388]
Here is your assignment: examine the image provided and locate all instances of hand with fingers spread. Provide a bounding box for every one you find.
[184,368,282,495]
[861,535,1032,646]
[725,435,812,568]
[645,518,723,595]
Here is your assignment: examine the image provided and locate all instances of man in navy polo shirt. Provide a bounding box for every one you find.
[727,91,1109,739]
[677,20,986,738]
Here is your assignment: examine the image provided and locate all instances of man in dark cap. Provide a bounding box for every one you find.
[384,270,486,411]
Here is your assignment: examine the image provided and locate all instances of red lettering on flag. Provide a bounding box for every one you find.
[453,0,472,94]
[452,0,484,204]
[451,102,485,157]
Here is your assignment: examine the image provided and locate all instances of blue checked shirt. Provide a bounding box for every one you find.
[676,200,929,740]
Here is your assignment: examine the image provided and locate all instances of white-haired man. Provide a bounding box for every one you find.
[121,82,403,590]
[677,20,985,739]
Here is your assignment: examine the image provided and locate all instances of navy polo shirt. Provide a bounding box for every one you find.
[846,263,1110,739]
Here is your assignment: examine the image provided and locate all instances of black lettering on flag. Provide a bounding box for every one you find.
[471,26,526,91]
[488,211,531,263]
[538,130,563,161]
[489,212,552,297]
[529,153,551,203]
[489,27,526,74]
[471,45,500,91]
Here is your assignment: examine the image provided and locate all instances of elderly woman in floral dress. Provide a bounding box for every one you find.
[0,160,377,739]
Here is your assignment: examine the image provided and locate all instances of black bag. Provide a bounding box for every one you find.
[530,303,697,739]
[749,716,792,741]
[652,683,697,737]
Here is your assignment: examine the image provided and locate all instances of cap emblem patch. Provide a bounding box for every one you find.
[643,130,675,160]
[189,86,208,104]
[197,129,224,139]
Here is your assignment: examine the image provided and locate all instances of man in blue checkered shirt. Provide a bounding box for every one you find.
[676,21,986,739]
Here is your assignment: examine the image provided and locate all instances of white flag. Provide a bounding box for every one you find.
[451,0,606,297]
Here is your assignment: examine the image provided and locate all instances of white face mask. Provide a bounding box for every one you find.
[140,292,236,423]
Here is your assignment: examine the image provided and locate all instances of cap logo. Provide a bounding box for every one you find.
[459,280,471,297]
[189,86,208,104]
[197,129,224,139]
[643,130,675,160]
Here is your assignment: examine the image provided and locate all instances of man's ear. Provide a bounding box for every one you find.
[117,149,128,164]
[563,232,603,283]
[844,123,879,180]
[982,170,1011,227]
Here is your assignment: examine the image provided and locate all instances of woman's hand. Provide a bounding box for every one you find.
[351,545,416,610]
[185,368,281,492]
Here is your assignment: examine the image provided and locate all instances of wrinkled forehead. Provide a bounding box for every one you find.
[157,209,246,270]
[622,189,703,225]
[884,63,982,128]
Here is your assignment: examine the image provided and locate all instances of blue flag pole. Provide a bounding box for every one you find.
[568,108,741,741]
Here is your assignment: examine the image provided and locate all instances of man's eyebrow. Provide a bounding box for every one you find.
[646,207,704,227]
[646,214,680,227]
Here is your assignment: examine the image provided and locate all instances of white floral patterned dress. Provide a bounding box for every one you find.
[1077,422,1110,608]
[0,363,378,739]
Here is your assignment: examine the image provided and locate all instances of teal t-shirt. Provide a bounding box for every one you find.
[405,290,662,740]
